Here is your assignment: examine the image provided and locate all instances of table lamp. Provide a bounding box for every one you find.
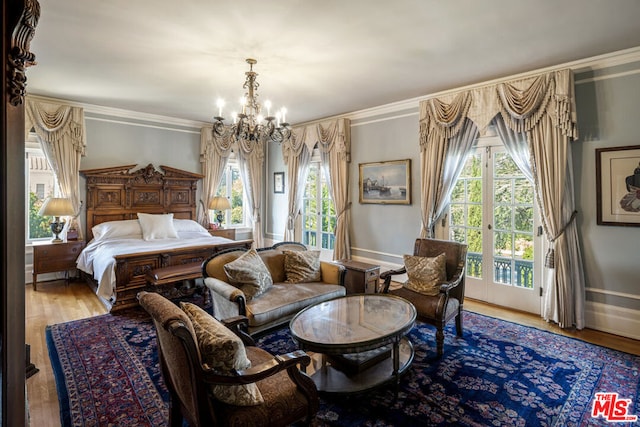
[208,196,231,228]
[38,197,75,242]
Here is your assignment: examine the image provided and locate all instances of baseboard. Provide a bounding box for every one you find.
[585,301,640,341]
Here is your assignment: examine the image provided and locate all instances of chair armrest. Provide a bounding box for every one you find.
[202,350,312,385]
[222,315,256,346]
[379,267,407,293]
[320,261,346,285]
[204,277,247,317]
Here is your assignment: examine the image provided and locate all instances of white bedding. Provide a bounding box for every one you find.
[76,231,233,301]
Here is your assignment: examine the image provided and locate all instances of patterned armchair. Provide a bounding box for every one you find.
[138,291,318,427]
[380,238,467,357]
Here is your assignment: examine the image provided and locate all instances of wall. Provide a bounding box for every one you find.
[265,48,640,339]
[572,60,640,337]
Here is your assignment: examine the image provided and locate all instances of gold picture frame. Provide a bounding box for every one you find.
[359,159,411,205]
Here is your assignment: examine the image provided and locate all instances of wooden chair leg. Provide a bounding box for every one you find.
[455,309,464,337]
[435,328,444,357]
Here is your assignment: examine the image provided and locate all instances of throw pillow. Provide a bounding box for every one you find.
[284,250,321,283]
[403,253,447,296]
[180,302,264,406]
[136,213,179,241]
[223,248,273,300]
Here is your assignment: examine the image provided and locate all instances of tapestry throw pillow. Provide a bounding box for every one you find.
[284,250,322,283]
[136,213,179,241]
[223,248,273,300]
[403,252,447,296]
[180,302,264,406]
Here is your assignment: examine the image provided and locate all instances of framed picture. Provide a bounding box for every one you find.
[274,171,285,194]
[359,159,411,204]
[596,145,640,226]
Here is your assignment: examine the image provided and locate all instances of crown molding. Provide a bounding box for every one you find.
[26,94,208,129]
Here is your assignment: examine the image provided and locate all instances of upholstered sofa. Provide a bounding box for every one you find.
[202,242,346,335]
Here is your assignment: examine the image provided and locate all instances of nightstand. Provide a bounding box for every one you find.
[32,240,85,290]
[334,259,380,294]
[208,228,236,240]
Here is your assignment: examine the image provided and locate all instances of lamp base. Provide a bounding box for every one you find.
[50,219,65,243]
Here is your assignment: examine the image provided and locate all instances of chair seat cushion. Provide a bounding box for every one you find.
[214,346,312,426]
[247,283,345,328]
[390,287,459,322]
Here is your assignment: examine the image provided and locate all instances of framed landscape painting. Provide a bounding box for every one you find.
[359,159,411,205]
[596,145,640,226]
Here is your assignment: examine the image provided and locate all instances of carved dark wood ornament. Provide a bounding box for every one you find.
[8,0,40,106]
[80,164,204,239]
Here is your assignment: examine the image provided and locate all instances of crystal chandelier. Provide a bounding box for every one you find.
[212,58,291,145]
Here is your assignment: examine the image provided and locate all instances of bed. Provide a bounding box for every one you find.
[78,163,252,312]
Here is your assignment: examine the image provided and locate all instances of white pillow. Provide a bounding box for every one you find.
[173,219,208,233]
[92,220,143,241]
[137,213,179,241]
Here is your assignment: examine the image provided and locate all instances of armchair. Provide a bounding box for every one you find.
[380,238,467,357]
[137,291,319,427]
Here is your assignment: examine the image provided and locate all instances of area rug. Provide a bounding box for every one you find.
[46,309,640,427]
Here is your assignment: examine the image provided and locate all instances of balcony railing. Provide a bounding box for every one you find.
[466,252,533,289]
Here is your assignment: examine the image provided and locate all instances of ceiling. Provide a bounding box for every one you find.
[27,0,640,125]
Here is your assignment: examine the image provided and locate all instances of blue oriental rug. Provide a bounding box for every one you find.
[46,309,640,426]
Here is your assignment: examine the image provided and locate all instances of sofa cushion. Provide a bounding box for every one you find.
[284,250,321,283]
[180,302,263,406]
[403,252,447,296]
[224,248,273,300]
[246,283,345,328]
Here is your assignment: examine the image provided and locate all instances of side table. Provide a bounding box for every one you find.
[335,259,380,294]
[208,228,236,240]
[32,240,85,290]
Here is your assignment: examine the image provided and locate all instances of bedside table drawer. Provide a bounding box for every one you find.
[208,228,236,240]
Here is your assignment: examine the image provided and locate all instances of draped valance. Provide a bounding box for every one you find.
[285,118,351,164]
[25,99,86,155]
[419,69,577,144]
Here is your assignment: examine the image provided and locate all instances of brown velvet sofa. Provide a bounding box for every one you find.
[202,242,346,335]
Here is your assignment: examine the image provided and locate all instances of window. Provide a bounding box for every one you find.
[26,140,57,241]
[214,160,247,228]
[302,162,336,250]
[448,139,540,313]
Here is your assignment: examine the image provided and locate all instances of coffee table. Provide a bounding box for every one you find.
[289,294,416,394]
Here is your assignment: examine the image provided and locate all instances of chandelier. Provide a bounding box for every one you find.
[212,58,291,145]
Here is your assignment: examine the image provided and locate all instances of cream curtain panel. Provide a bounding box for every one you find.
[419,69,585,329]
[25,98,86,239]
[198,126,232,227]
[282,128,312,241]
[290,118,351,260]
[235,139,265,248]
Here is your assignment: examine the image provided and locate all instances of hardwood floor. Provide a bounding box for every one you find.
[25,280,640,426]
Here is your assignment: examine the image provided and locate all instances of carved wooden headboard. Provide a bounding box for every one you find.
[80,164,203,240]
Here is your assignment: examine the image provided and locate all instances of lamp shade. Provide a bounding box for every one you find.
[208,196,231,211]
[38,197,75,217]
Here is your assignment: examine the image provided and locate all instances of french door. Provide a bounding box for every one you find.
[448,140,542,314]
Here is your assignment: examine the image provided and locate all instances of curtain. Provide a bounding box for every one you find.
[282,128,312,241]
[419,92,479,237]
[493,114,533,182]
[236,138,265,248]
[292,118,351,260]
[198,126,233,227]
[419,69,585,329]
[25,98,86,239]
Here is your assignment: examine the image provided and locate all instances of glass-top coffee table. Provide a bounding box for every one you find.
[289,294,416,394]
